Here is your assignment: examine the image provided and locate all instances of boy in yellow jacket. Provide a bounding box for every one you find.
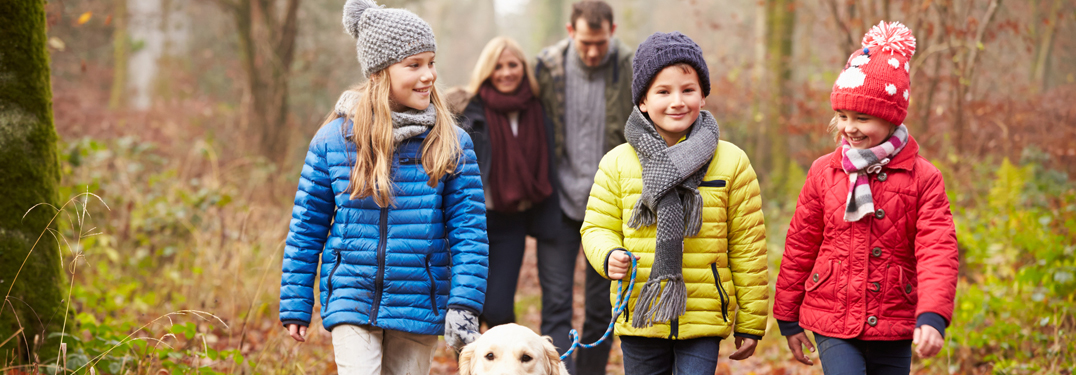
[581,31,768,374]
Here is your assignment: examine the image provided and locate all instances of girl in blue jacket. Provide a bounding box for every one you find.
[279,1,488,374]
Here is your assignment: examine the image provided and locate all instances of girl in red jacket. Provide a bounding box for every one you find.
[773,21,958,374]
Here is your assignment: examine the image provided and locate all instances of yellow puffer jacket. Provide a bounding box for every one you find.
[582,140,768,339]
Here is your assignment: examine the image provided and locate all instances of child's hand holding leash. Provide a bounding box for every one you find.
[607,250,638,280]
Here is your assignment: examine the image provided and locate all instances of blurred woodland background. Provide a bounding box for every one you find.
[2,0,1075,374]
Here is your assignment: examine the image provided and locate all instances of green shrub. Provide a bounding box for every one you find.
[937,156,1076,374]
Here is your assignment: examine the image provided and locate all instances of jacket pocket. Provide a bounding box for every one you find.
[804,260,839,311]
[425,254,438,313]
[700,179,727,188]
[898,266,918,305]
[710,263,729,322]
[698,179,729,220]
[326,249,343,305]
[805,260,833,292]
[399,156,422,165]
[882,264,917,318]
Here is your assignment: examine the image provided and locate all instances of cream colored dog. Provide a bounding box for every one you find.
[458,323,569,375]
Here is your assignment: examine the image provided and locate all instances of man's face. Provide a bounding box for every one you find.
[567,19,616,67]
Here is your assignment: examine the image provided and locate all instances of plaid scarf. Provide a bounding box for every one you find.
[841,124,909,221]
[625,107,719,328]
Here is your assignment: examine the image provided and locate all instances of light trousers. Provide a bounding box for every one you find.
[331,324,438,375]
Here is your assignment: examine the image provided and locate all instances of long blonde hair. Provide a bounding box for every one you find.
[329,71,462,207]
[466,36,540,96]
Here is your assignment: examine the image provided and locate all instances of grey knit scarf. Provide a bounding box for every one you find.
[625,106,719,328]
[334,89,435,143]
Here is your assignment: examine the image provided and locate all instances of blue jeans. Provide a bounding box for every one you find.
[814,334,912,375]
[619,335,722,375]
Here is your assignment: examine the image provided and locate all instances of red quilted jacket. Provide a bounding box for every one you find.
[773,137,958,340]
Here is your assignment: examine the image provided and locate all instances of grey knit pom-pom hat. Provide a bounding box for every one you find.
[342,0,437,78]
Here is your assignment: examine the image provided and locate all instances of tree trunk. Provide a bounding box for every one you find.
[943,0,1001,155]
[109,0,129,110]
[221,0,299,165]
[762,0,796,194]
[749,1,766,170]
[826,0,859,52]
[0,0,65,365]
[1031,0,1062,93]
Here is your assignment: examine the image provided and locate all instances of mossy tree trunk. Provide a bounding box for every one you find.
[0,0,65,366]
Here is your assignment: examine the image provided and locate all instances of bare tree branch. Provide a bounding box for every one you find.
[826,0,856,50]
[276,0,300,66]
[963,0,1002,80]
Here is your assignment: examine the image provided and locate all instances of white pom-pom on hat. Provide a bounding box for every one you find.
[342,0,382,38]
[861,21,916,57]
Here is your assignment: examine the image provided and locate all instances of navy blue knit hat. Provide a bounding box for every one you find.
[631,31,711,106]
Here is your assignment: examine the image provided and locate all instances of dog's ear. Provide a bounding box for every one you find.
[458,342,475,375]
[541,336,569,375]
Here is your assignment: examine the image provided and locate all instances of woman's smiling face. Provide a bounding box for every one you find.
[386,51,437,111]
[836,109,895,149]
[491,49,525,94]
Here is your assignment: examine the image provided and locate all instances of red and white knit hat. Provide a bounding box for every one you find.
[830,21,916,126]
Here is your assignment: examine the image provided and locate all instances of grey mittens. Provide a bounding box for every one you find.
[444,308,480,350]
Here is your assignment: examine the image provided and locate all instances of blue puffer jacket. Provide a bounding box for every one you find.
[279,116,488,336]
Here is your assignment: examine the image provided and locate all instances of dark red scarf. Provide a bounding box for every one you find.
[478,80,552,212]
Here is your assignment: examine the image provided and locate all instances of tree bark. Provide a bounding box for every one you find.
[943,0,1001,155]
[749,1,767,167]
[219,0,300,164]
[1031,0,1062,93]
[761,0,796,193]
[0,0,65,365]
[826,0,858,52]
[109,0,129,110]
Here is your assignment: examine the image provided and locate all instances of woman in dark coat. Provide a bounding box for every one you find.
[460,36,576,364]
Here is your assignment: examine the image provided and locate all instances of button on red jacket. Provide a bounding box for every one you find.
[774,137,958,340]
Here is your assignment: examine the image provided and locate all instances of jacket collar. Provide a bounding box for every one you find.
[536,37,632,85]
[828,135,919,171]
[459,96,486,132]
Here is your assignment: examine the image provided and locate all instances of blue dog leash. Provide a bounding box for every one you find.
[560,251,638,361]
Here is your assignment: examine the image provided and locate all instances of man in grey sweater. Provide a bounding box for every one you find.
[534,1,634,373]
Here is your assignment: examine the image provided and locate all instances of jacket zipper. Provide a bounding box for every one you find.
[711,263,729,322]
[326,249,343,304]
[370,206,389,325]
[425,255,438,313]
